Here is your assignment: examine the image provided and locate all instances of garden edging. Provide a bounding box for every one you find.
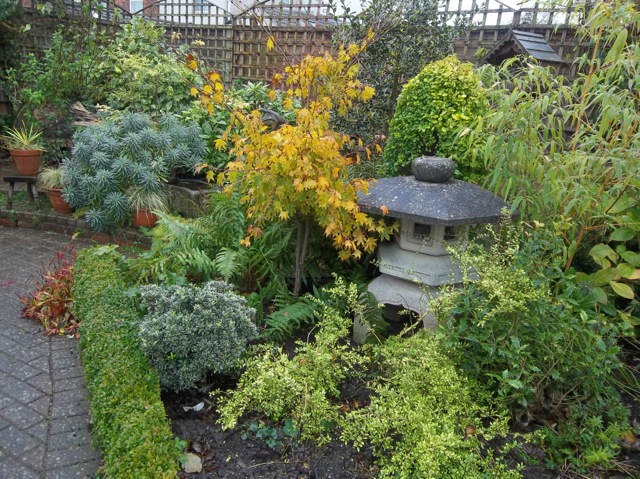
[0,208,152,247]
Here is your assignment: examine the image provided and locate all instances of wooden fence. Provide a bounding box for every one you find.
[15,0,590,83]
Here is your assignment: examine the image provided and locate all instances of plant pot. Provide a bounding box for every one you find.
[46,188,73,214]
[132,208,158,228]
[10,150,42,176]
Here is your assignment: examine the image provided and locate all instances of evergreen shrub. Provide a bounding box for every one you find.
[383,56,486,178]
[138,281,258,391]
[63,112,207,231]
[73,246,180,478]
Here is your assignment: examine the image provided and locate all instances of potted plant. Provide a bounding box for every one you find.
[63,112,207,232]
[1,125,45,175]
[127,187,168,228]
[37,167,73,214]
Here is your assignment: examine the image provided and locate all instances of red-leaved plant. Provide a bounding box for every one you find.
[22,246,79,337]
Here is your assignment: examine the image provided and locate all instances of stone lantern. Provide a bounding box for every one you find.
[353,157,515,343]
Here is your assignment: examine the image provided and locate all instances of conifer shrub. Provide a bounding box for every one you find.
[383,56,486,178]
[138,281,258,391]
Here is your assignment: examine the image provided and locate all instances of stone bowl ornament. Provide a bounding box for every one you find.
[411,156,455,183]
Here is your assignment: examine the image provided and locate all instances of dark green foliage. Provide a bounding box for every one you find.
[383,56,487,178]
[330,0,469,143]
[138,281,258,391]
[432,223,633,418]
[63,111,207,231]
[542,398,629,473]
[3,25,107,125]
[73,246,180,478]
[261,293,319,342]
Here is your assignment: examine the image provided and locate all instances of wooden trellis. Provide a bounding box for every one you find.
[16,0,590,84]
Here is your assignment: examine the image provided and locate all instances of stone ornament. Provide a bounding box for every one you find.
[411,156,455,183]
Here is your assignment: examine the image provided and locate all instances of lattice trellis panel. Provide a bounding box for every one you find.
[133,1,235,81]
[231,0,334,83]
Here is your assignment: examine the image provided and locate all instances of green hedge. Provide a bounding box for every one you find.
[73,246,180,478]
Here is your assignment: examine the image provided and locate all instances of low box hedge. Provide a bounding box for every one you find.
[73,246,180,478]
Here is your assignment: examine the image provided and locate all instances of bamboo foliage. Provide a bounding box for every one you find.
[464,0,639,299]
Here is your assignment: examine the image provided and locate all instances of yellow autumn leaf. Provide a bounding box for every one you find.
[268,90,277,101]
[361,86,375,101]
[190,87,199,97]
[214,82,224,92]
[266,36,275,51]
[208,71,221,83]
[205,170,215,182]
[214,138,227,150]
[203,84,213,95]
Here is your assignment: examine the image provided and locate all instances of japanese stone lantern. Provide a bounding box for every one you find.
[353,156,514,343]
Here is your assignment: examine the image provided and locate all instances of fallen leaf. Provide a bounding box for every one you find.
[183,402,205,412]
[182,453,202,473]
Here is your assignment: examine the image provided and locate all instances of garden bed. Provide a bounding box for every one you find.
[162,335,640,479]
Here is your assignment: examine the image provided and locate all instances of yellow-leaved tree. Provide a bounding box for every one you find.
[189,38,395,295]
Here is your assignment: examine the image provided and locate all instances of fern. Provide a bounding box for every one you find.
[261,294,319,342]
[214,248,242,283]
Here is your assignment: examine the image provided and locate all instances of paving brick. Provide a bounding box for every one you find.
[0,403,45,429]
[0,227,101,475]
[44,444,101,469]
[50,396,90,419]
[0,455,39,479]
[26,421,48,442]
[44,458,101,479]
[25,373,52,395]
[26,396,50,416]
[0,425,39,456]
[52,375,86,394]
[1,380,44,404]
[48,414,91,435]
[51,366,84,381]
[47,430,91,452]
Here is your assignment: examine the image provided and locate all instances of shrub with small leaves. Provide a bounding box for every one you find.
[383,56,486,178]
[138,281,258,391]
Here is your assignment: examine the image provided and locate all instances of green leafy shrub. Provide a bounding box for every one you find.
[63,112,207,231]
[432,222,632,417]
[93,17,197,117]
[215,278,367,444]
[137,281,258,391]
[73,245,180,478]
[543,397,629,473]
[4,25,106,125]
[342,332,517,479]
[463,2,639,304]
[383,56,486,178]
[330,0,469,143]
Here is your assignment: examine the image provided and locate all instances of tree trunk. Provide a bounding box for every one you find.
[293,215,311,296]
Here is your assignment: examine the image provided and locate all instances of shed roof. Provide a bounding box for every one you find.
[484,29,565,64]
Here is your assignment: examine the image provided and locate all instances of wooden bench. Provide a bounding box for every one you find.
[3,176,41,210]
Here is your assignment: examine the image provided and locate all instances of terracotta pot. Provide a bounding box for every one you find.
[46,188,73,214]
[10,150,42,176]
[132,208,158,228]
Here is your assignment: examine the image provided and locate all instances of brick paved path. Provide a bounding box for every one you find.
[0,227,101,479]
